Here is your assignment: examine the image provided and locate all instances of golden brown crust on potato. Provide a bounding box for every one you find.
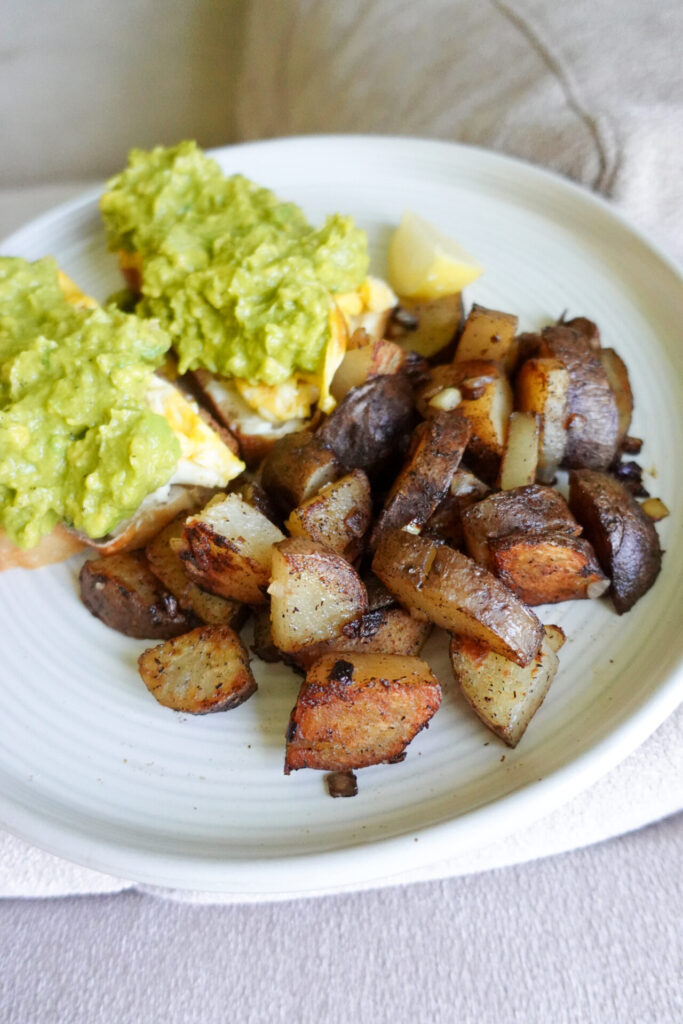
[178,494,285,606]
[79,551,196,639]
[285,469,372,561]
[138,625,257,714]
[284,652,442,772]
[269,538,368,653]
[462,485,580,570]
[370,411,471,548]
[515,357,570,483]
[568,470,662,614]
[373,530,544,667]
[539,326,619,469]
[455,304,518,363]
[490,530,609,605]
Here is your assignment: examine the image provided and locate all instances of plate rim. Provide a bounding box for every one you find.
[1,134,681,896]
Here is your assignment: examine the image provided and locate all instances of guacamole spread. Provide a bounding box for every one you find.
[100,141,369,386]
[0,257,180,548]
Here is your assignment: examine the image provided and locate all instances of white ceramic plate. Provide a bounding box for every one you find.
[1,137,681,896]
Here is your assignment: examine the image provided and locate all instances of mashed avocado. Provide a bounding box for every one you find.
[100,141,369,386]
[0,257,180,548]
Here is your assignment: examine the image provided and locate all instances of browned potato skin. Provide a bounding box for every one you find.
[178,495,285,606]
[599,348,634,445]
[316,374,415,477]
[370,411,471,549]
[79,551,196,639]
[284,652,442,773]
[269,538,369,653]
[260,431,341,514]
[423,468,490,548]
[286,469,372,561]
[539,326,619,469]
[388,293,464,361]
[145,516,246,627]
[462,485,581,570]
[290,606,434,671]
[490,531,609,605]
[138,625,257,714]
[568,470,662,614]
[373,530,544,667]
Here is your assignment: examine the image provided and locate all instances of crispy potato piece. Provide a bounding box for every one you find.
[539,326,619,469]
[462,485,580,570]
[79,551,196,639]
[191,369,307,467]
[423,467,491,547]
[290,606,434,671]
[370,411,471,548]
[269,538,368,653]
[178,494,285,605]
[261,431,341,514]
[146,517,246,626]
[599,348,633,445]
[284,652,442,772]
[568,470,662,613]
[490,531,609,605]
[285,470,372,561]
[455,304,518,363]
[331,338,406,402]
[515,357,570,483]
[373,531,543,667]
[498,412,539,490]
[138,625,256,714]
[316,374,415,477]
[449,626,561,747]
[388,293,463,361]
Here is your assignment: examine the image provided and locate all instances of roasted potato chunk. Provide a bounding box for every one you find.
[178,494,285,605]
[423,467,491,548]
[371,411,470,548]
[146,516,246,626]
[331,338,406,402]
[260,431,341,514]
[455,303,518,363]
[462,485,580,570]
[284,652,442,773]
[568,470,662,613]
[79,551,196,639]
[388,293,464,361]
[285,470,372,561]
[449,626,561,747]
[539,325,619,469]
[316,374,415,477]
[138,625,256,714]
[599,347,634,445]
[498,411,540,490]
[269,538,368,653]
[490,531,609,605]
[290,606,433,671]
[373,531,544,667]
[516,357,570,483]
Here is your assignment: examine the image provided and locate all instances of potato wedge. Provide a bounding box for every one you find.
[79,551,196,639]
[285,470,372,561]
[455,303,518,363]
[290,606,433,671]
[178,494,285,605]
[145,516,246,626]
[316,373,415,477]
[370,411,471,548]
[331,338,406,402]
[388,293,463,361]
[138,625,256,714]
[498,412,539,490]
[269,538,368,653]
[462,485,580,570]
[515,357,570,483]
[260,431,341,514]
[284,652,442,773]
[568,470,662,613]
[599,347,633,445]
[373,531,544,667]
[539,326,619,469]
[490,531,609,605]
[449,626,561,747]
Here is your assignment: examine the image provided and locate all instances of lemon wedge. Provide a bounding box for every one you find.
[387,210,483,299]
